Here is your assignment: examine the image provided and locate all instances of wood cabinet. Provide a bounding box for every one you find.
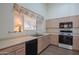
[46,20,59,28]
[38,35,50,54]
[7,51,16,55]
[16,48,25,55]
[46,20,59,33]
[50,34,58,46]
[0,43,25,55]
[70,16,79,28]
[73,36,79,51]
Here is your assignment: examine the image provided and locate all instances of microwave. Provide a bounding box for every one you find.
[59,22,73,28]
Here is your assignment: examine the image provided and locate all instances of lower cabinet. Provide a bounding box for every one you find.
[50,34,58,46]
[25,35,50,55]
[0,43,25,55]
[7,51,16,55]
[0,35,51,55]
[25,39,37,55]
[38,35,50,54]
[16,48,25,55]
[0,39,38,55]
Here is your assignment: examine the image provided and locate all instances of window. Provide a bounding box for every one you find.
[13,10,23,32]
[13,4,37,32]
[24,14,36,30]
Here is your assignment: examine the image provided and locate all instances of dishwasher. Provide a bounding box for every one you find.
[25,39,37,55]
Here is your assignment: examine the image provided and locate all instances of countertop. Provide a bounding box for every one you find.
[0,33,50,50]
[0,35,37,50]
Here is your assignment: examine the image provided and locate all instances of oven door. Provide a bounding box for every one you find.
[59,35,73,45]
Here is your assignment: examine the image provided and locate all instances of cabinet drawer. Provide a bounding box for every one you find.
[7,51,16,55]
[50,35,58,46]
[16,48,25,55]
[0,43,25,54]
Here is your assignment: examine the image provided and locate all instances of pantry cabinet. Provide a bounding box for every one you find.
[73,36,79,51]
[70,16,79,28]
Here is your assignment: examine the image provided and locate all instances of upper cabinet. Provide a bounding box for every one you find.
[71,15,79,28]
[46,15,79,29]
[46,19,59,28]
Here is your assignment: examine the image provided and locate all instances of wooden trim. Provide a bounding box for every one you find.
[72,49,79,52]
[46,15,79,20]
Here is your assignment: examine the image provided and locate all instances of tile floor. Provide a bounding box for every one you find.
[40,45,79,55]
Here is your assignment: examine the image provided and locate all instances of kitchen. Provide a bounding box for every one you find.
[0,3,79,55]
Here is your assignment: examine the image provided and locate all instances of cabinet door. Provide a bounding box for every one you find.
[0,43,25,55]
[16,48,25,55]
[73,36,79,51]
[38,35,50,54]
[43,35,50,47]
[50,35,58,46]
[46,20,59,33]
[15,43,25,55]
[46,20,59,28]
[71,16,79,28]
[7,52,16,55]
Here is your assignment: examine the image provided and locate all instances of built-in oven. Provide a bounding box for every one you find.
[59,35,73,45]
[59,22,73,28]
[59,30,73,49]
[59,22,73,49]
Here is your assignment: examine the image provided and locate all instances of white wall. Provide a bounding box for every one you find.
[18,3,47,18]
[0,3,24,39]
[0,3,13,39]
[47,3,79,19]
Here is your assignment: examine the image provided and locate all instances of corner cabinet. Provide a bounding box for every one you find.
[38,35,50,54]
[50,34,58,46]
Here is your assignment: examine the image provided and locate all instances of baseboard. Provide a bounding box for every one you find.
[50,44,59,47]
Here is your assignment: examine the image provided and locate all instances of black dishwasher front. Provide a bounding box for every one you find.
[25,39,37,55]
